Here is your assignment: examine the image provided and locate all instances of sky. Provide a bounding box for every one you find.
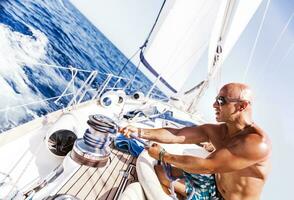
[70,0,293,199]
[70,0,164,58]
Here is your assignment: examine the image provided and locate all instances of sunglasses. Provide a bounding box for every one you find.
[215,96,250,106]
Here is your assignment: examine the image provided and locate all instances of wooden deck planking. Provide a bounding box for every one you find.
[107,157,137,200]
[81,150,125,200]
[57,147,138,200]
[93,154,135,200]
[57,147,118,194]
[57,165,90,194]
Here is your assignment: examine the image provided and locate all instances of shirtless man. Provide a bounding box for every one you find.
[121,83,271,200]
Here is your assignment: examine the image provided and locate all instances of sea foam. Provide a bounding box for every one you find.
[0,23,49,129]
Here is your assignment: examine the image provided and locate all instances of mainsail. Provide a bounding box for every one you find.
[187,0,263,113]
[208,0,263,70]
[69,0,263,112]
[142,0,223,95]
[141,0,262,112]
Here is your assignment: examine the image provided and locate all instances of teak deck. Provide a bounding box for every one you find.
[57,147,137,200]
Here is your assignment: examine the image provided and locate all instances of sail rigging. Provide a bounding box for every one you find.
[243,0,271,82]
[134,0,263,114]
[141,0,223,96]
[187,0,263,113]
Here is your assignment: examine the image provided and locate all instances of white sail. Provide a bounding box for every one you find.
[208,0,263,73]
[143,0,223,95]
[143,0,262,97]
[184,0,263,113]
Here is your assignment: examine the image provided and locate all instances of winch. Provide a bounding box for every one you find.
[71,114,118,167]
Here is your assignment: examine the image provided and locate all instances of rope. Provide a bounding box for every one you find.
[0,62,134,113]
[54,67,78,104]
[161,163,180,200]
[117,48,141,77]
[185,0,236,111]
[126,60,141,91]
[118,0,166,81]
[15,59,130,79]
[243,0,271,82]
[130,0,167,83]
[0,92,74,113]
[141,0,167,49]
[15,59,93,73]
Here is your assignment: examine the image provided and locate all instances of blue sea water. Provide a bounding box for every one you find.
[0,0,164,133]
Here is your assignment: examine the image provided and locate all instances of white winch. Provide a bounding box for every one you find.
[71,114,118,167]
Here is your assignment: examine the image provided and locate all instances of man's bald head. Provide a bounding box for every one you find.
[220,83,254,103]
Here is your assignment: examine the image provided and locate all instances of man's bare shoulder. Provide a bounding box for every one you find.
[232,129,271,161]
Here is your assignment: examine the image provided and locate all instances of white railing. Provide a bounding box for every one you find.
[0,63,168,116]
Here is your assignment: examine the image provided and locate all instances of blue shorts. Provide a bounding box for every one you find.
[184,172,224,200]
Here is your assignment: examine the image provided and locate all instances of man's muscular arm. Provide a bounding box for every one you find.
[154,133,271,174]
[121,124,211,144]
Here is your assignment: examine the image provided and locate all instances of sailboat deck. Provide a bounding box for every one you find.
[57,147,137,200]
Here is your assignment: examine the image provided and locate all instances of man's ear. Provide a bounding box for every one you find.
[239,101,249,111]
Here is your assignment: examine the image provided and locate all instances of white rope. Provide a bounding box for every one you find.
[169,179,180,200]
[76,71,98,104]
[54,67,78,104]
[243,0,271,82]
[15,59,93,73]
[0,60,133,113]
[110,77,124,91]
[0,92,74,113]
[15,59,131,80]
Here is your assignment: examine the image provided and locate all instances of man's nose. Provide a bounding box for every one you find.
[213,100,218,108]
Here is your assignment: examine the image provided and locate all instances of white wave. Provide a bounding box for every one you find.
[0,23,49,127]
[0,24,48,72]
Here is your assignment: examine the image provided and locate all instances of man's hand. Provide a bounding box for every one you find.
[119,125,141,138]
[148,143,163,160]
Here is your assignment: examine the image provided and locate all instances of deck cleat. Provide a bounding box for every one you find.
[71,114,118,167]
